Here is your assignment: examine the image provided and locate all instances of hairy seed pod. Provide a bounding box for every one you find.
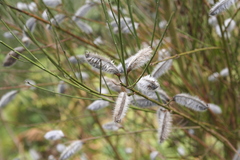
[59,140,83,160]
[126,46,153,72]
[110,17,131,30]
[137,75,159,92]
[87,100,109,111]
[102,121,122,131]
[121,23,139,34]
[57,81,67,94]
[157,107,172,143]
[103,77,121,92]
[44,130,64,141]
[68,55,86,64]
[145,89,170,104]
[24,17,36,33]
[173,93,208,112]
[3,47,25,67]
[158,48,171,61]
[56,144,66,153]
[130,95,158,108]
[209,0,237,16]
[43,0,62,8]
[72,2,95,21]
[150,151,159,160]
[76,20,93,34]
[151,59,172,79]
[46,14,66,29]
[113,92,130,123]
[208,103,222,114]
[0,90,18,108]
[85,52,120,75]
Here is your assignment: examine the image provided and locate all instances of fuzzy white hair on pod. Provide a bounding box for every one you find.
[173,93,208,112]
[113,92,130,123]
[157,107,172,143]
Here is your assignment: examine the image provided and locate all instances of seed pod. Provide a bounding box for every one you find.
[220,67,229,77]
[0,90,18,108]
[76,20,93,34]
[145,89,170,104]
[103,77,121,92]
[126,46,153,72]
[110,17,131,30]
[102,121,122,131]
[150,151,159,160]
[46,14,66,29]
[157,107,172,143]
[68,55,86,64]
[56,144,66,153]
[42,10,48,20]
[22,35,31,47]
[137,75,159,92]
[3,47,25,67]
[29,149,41,160]
[25,79,36,90]
[113,92,130,123]
[130,95,158,108]
[93,36,104,45]
[59,140,83,160]
[72,2,95,21]
[57,81,67,94]
[208,103,222,114]
[44,130,64,141]
[3,30,19,39]
[75,72,89,80]
[85,52,120,75]
[208,72,220,82]
[209,0,237,16]
[43,0,62,8]
[87,100,109,111]
[24,17,36,33]
[151,59,172,79]
[121,23,139,34]
[173,93,208,112]
[158,48,171,61]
